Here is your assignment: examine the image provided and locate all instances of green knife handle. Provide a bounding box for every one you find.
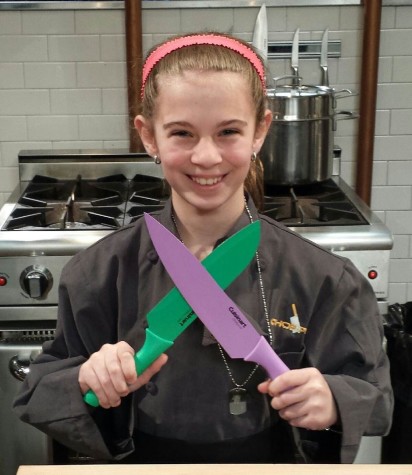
[83,388,100,408]
[134,328,173,374]
[83,328,173,408]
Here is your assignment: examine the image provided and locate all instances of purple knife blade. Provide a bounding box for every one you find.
[144,213,289,380]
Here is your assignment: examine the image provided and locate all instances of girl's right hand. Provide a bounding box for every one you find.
[78,341,168,409]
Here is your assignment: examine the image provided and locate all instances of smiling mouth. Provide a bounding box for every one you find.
[191,176,223,186]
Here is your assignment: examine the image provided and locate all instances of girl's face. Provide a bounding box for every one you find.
[136,70,271,216]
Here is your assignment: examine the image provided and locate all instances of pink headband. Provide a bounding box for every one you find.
[141,34,266,99]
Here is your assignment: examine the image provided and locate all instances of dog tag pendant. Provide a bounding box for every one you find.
[229,388,247,415]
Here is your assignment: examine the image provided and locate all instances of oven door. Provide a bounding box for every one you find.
[0,334,53,475]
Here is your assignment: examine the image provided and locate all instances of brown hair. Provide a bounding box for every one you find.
[140,32,267,210]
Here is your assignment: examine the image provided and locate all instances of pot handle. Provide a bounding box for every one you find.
[271,75,303,87]
[333,110,359,131]
[334,88,358,99]
[334,110,359,119]
[331,89,358,108]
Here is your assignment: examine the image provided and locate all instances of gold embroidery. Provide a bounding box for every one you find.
[270,318,307,334]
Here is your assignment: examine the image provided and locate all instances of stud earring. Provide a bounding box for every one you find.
[153,155,161,165]
[251,152,257,162]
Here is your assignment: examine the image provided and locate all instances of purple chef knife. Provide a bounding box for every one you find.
[144,213,289,380]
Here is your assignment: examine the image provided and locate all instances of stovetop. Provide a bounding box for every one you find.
[0,149,393,256]
[4,174,368,232]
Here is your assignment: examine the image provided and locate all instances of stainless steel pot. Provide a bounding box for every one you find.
[261,76,356,185]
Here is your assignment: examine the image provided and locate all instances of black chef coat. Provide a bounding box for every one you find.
[13,197,393,464]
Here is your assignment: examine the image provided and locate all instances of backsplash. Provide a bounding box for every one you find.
[0,5,411,303]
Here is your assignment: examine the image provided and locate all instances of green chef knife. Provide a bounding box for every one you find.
[84,219,261,407]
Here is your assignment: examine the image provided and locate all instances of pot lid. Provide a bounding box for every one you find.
[267,84,332,98]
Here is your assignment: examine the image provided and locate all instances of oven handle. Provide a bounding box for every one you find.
[9,350,41,382]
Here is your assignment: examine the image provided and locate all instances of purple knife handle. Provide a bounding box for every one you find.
[244,335,289,380]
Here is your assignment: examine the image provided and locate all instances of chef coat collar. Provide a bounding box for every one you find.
[156,193,260,248]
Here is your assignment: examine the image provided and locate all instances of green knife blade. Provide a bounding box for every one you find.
[84,219,260,407]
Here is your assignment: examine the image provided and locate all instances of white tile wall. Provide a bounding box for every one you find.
[102,88,128,115]
[0,4,411,305]
[0,36,48,62]
[24,63,77,88]
[371,185,412,210]
[372,161,389,186]
[0,63,24,88]
[0,116,28,141]
[26,115,78,141]
[388,161,412,185]
[77,62,126,87]
[0,89,50,115]
[74,10,124,33]
[392,234,410,258]
[21,11,75,34]
[48,36,101,61]
[50,89,102,114]
[0,11,21,34]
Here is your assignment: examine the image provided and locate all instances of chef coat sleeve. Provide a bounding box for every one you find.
[13,255,135,461]
[297,259,394,463]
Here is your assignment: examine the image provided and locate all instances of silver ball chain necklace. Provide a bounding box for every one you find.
[171,200,273,416]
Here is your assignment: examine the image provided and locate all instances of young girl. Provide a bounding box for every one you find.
[14,32,392,464]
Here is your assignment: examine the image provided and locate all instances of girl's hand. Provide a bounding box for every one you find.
[258,367,338,431]
[78,341,168,409]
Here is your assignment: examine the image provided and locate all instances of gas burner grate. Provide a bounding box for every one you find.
[6,203,126,230]
[126,174,168,222]
[81,206,124,228]
[3,173,170,230]
[128,204,165,222]
[7,207,55,229]
[263,179,368,226]
[20,174,128,206]
[314,201,365,223]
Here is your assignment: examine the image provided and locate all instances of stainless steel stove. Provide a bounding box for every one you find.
[0,149,393,474]
[0,149,393,319]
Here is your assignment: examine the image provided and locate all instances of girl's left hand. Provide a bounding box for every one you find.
[257,367,338,431]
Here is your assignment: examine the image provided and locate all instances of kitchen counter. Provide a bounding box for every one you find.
[16,465,412,475]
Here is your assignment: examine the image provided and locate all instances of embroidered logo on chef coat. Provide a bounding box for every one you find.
[270,318,307,334]
[270,304,307,334]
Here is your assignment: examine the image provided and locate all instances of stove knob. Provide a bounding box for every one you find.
[20,266,53,299]
[9,355,31,381]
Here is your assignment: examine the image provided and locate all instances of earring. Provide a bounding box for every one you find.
[153,155,161,165]
[251,152,257,162]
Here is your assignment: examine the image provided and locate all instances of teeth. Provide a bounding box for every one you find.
[192,176,221,186]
